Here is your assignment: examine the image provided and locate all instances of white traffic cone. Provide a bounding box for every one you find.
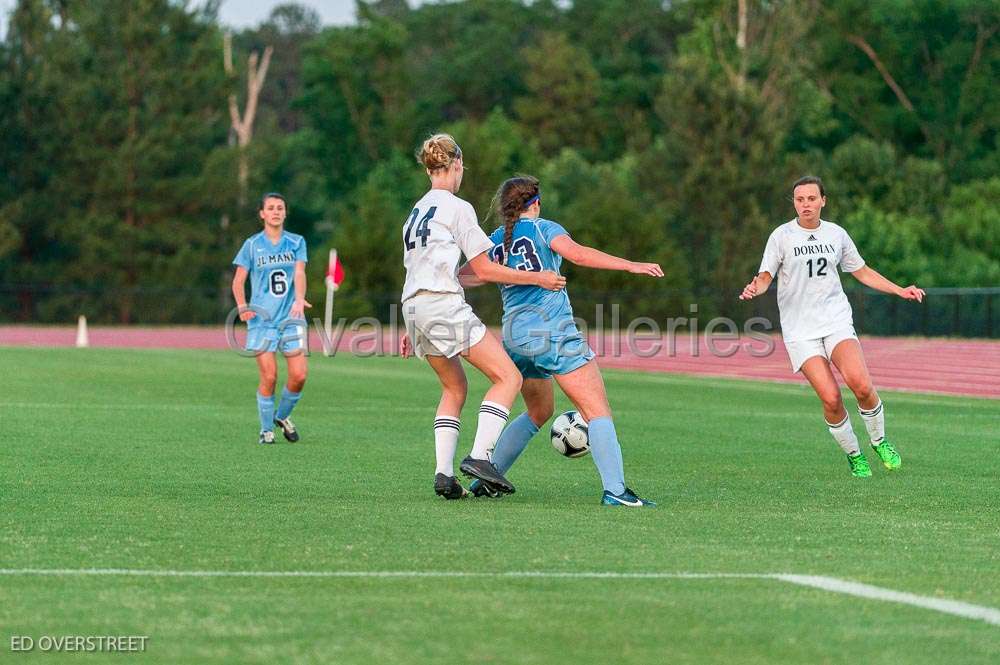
[75,315,89,348]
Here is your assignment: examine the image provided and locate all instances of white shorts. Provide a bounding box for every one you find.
[402,292,487,359]
[784,327,858,373]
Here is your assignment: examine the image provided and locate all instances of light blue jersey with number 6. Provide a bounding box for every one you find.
[233,231,308,329]
[488,218,576,344]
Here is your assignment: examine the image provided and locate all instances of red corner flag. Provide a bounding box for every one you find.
[326,249,345,291]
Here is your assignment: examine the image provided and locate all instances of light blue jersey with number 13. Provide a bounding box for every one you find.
[488,218,575,343]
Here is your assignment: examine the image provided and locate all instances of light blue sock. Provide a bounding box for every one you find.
[587,416,626,495]
[275,386,302,421]
[257,391,275,432]
[492,413,540,474]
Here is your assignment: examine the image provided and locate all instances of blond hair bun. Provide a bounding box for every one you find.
[417,133,462,171]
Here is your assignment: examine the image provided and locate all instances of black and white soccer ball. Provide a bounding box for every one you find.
[550,411,590,458]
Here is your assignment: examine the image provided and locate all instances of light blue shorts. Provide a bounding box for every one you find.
[504,334,595,380]
[246,321,307,354]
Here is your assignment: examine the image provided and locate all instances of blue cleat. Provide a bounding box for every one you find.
[601,487,656,508]
[468,478,503,498]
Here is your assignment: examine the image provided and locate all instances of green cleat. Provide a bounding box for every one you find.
[847,452,872,478]
[872,440,901,470]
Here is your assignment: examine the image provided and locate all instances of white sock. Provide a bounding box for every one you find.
[433,416,461,476]
[827,415,861,456]
[858,400,885,445]
[470,401,509,460]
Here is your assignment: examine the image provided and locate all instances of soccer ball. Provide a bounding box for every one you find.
[550,411,590,458]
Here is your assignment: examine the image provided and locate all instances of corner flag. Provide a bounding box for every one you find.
[326,249,345,291]
[324,249,344,356]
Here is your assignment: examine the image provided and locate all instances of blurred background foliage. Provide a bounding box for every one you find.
[1,0,997,332]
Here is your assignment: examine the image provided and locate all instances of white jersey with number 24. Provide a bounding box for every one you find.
[401,189,494,303]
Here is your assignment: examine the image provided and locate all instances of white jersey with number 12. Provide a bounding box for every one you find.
[758,219,865,342]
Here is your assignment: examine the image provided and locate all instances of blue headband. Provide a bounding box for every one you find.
[523,194,540,209]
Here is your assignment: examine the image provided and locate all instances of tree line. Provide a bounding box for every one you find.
[1,0,997,325]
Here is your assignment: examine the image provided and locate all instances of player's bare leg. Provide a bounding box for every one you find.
[799,356,845,423]
[463,330,522,407]
[800,355,870,476]
[283,352,307,392]
[425,353,468,419]
[255,351,278,397]
[831,339,899,469]
[552,360,611,422]
[830,339,878,410]
[522,378,555,427]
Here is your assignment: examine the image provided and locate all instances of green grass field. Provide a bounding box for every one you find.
[0,346,998,664]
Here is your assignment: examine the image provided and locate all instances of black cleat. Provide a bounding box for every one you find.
[258,431,276,445]
[274,417,299,442]
[434,473,470,500]
[459,456,515,494]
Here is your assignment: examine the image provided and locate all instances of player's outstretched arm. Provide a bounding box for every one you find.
[466,252,566,291]
[457,262,486,288]
[739,272,773,300]
[549,235,663,277]
[232,266,255,322]
[849,266,925,302]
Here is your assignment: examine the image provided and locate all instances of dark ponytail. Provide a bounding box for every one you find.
[491,176,540,257]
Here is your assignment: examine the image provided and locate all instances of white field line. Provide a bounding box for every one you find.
[775,574,1000,627]
[1,568,998,626]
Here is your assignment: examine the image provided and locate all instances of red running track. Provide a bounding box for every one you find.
[1,325,997,399]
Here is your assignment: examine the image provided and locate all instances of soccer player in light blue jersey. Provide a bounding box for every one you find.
[460,176,663,507]
[232,192,310,445]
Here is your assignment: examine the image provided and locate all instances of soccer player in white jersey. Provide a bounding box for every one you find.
[740,176,925,477]
[400,134,566,499]
[232,193,310,445]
